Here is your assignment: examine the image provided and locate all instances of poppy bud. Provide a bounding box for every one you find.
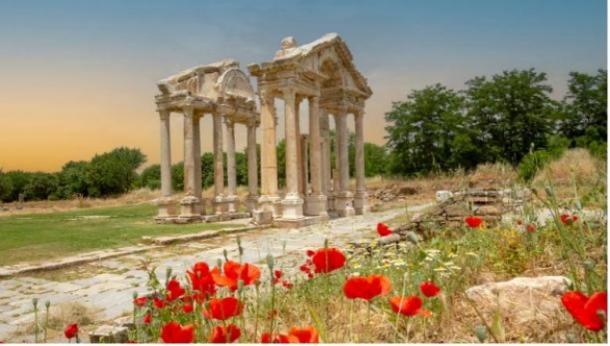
[475,325,487,342]
[223,249,229,261]
[217,258,223,269]
[32,298,38,308]
[165,267,172,283]
[132,291,138,299]
[266,254,275,270]
[45,300,50,309]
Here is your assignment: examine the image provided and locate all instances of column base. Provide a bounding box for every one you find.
[213,195,226,215]
[179,195,202,220]
[304,194,328,217]
[246,194,259,213]
[334,191,355,217]
[353,191,369,215]
[225,194,239,213]
[326,192,335,212]
[257,195,281,217]
[154,196,176,220]
[280,193,304,220]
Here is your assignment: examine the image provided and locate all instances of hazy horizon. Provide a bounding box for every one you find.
[0,0,606,172]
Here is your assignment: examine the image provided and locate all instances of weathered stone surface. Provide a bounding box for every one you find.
[475,205,502,216]
[465,276,571,325]
[89,325,129,343]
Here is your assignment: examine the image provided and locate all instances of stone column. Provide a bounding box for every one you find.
[212,113,225,215]
[155,109,175,220]
[258,91,280,216]
[225,118,238,213]
[304,96,327,217]
[353,110,368,214]
[320,110,333,212]
[179,106,201,220]
[301,135,309,194]
[246,119,259,212]
[334,111,355,217]
[281,88,304,220]
[295,97,304,195]
[193,113,204,215]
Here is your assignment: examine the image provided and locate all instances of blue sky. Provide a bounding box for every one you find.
[0,0,606,171]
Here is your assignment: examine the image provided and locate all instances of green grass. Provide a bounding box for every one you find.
[0,203,239,266]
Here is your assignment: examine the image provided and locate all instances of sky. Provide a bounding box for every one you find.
[0,0,606,172]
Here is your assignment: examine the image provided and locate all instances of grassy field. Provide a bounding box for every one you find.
[0,203,239,266]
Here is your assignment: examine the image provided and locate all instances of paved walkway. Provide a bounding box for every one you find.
[0,205,431,340]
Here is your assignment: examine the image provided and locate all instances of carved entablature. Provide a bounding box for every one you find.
[155,59,259,125]
[248,33,372,105]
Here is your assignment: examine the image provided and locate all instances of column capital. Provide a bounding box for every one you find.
[282,87,296,102]
[183,105,195,118]
[247,117,259,128]
[224,116,235,127]
[259,89,275,105]
[158,109,170,120]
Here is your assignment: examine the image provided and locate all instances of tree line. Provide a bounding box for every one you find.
[383,68,607,177]
[0,139,388,202]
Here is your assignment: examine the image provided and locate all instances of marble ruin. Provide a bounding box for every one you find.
[154,33,372,227]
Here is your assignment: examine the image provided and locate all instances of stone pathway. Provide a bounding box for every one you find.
[0,204,431,341]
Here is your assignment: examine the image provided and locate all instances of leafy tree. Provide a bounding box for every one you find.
[0,170,14,202]
[2,170,31,201]
[139,164,161,190]
[171,163,184,192]
[465,69,556,165]
[57,161,89,198]
[23,172,59,200]
[86,147,146,197]
[558,69,607,147]
[385,84,472,175]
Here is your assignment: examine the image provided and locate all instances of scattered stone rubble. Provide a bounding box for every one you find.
[465,275,571,326]
[369,187,532,247]
[371,185,418,202]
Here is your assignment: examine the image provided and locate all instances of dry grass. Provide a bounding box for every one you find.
[0,188,159,217]
[532,148,607,205]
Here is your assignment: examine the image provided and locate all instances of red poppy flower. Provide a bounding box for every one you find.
[560,213,579,225]
[526,224,537,233]
[166,279,185,301]
[160,321,194,343]
[377,223,392,237]
[273,270,283,284]
[288,326,319,343]
[153,296,166,309]
[183,302,193,313]
[419,281,441,298]
[561,291,607,331]
[64,323,78,339]
[204,297,242,321]
[212,260,261,291]
[187,262,216,296]
[389,296,423,317]
[143,313,152,324]
[299,263,311,274]
[311,247,346,273]
[418,308,432,318]
[261,332,299,343]
[343,275,392,301]
[209,323,241,343]
[306,249,315,257]
[133,296,148,307]
[282,280,294,289]
[465,216,483,228]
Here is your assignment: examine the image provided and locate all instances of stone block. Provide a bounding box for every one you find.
[89,325,129,343]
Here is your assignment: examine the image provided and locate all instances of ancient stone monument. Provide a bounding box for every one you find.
[153,33,372,227]
[154,59,258,223]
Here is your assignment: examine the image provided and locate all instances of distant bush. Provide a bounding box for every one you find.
[518,136,569,182]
